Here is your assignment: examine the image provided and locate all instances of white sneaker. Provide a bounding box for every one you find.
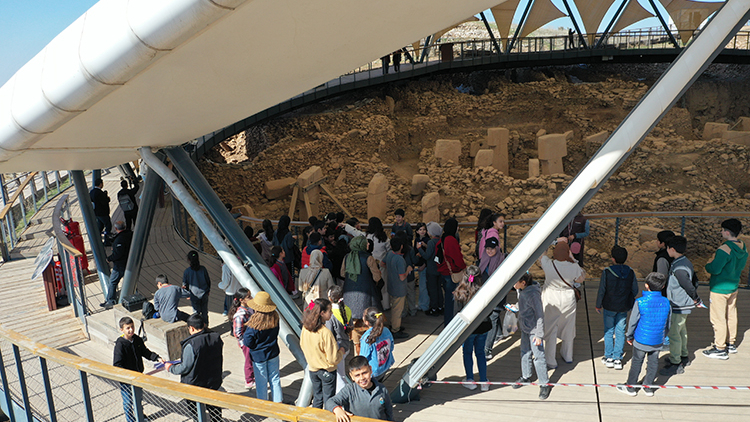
[462,378,477,390]
[602,358,615,368]
[614,360,623,370]
[481,380,490,392]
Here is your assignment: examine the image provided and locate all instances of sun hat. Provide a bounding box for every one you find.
[248,291,277,312]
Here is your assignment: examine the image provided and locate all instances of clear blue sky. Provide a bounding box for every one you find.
[0,0,725,87]
[0,0,98,86]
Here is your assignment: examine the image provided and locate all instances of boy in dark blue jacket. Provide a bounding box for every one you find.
[617,273,671,397]
[596,245,638,370]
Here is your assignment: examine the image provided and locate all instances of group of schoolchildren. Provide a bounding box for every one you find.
[592,219,748,397]
[112,211,747,420]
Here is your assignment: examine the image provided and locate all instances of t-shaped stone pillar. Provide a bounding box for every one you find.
[486,128,509,175]
[537,133,567,175]
[434,139,462,165]
[297,166,324,220]
[368,173,389,220]
[422,192,440,223]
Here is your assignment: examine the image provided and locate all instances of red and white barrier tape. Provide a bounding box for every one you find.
[422,380,750,391]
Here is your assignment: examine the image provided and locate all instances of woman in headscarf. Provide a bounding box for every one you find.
[341,236,382,319]
[273,215,296,276]
[538,241,586,369]
[341,217,391,309]
[298,249,334,305]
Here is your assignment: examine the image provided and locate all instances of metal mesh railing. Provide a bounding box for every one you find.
[0,326,381,422]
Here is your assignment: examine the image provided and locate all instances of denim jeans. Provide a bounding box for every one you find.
[254,356,282,402]
[309,369,336,408]
[443,276,456,326]
[418,270,430,311]
[463,333,488,381]
[520,332,548,384]
[120,383,142,422]
[603,310,628,360]
[485,308,503,354]
[190,294,210,326]
[107,267,124,304]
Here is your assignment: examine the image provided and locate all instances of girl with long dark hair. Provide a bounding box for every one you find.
[230,288,255,388]
[436,217,466,326]
[359,307,394,380]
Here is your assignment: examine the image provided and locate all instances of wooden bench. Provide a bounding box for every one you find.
[113,305,189,361]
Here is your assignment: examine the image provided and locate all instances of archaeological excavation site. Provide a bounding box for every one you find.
[198,63,750,281]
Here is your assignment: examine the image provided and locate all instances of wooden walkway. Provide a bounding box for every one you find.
[3,168,750,421]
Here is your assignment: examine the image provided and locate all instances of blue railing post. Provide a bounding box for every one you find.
[614,217,621,245]
[79,371,95,422]
[681,216,686,236]
[11,345,32,422]
[0,345,16,422]
[132,385,145,422]
[196,402,208,422]
[38,357,57,422]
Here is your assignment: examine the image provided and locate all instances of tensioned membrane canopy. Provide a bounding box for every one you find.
[0,0,502,172]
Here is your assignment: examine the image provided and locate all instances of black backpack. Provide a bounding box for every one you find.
[142,301,156,319]
[118,191,136,212]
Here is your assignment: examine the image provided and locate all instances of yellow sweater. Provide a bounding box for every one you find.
[300,326,343,372]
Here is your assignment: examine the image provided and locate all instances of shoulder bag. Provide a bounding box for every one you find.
[552,261,581,301]
[303,270,322,300]
[442,242,466,284]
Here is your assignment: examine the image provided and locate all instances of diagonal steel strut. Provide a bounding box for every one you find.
[395,0,750,398]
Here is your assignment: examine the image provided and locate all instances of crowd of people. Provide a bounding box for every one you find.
[112,200,747,418]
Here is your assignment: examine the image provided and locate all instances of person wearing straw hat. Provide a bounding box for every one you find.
[243,292,283,402]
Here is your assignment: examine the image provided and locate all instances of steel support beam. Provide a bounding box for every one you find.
[562,0,587,48]
[649,0,680,48]
[70,170,110,296]
[419,35,433,63]
[393,0,750,400]
[508,0,534,53]
[595,0,628,49]
[120,166,162,301]
[480,12,502,55]
[139,147,313,407]
[165,147,303,330]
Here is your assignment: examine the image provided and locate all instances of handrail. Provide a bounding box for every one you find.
[0,323,379,422]
[51,194,82,257]
[189,28,750,163]
[232,210,750,229]
[0,171,37,220]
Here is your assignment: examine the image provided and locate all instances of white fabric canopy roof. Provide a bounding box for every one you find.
[0,0,503,172]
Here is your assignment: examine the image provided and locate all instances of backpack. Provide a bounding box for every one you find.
[118,191,136,212]
[142,301,156,319]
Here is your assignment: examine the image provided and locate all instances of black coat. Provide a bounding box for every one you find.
[113,335,160,373]
[89,187,110,217]
[108,230,133,270]
[177,330,223,390]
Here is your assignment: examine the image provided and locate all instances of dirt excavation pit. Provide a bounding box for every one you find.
[198,63,750,281]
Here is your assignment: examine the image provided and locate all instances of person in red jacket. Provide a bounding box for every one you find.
[436,218,466,326]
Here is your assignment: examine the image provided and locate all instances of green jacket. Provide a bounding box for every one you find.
[705,240,748,294]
